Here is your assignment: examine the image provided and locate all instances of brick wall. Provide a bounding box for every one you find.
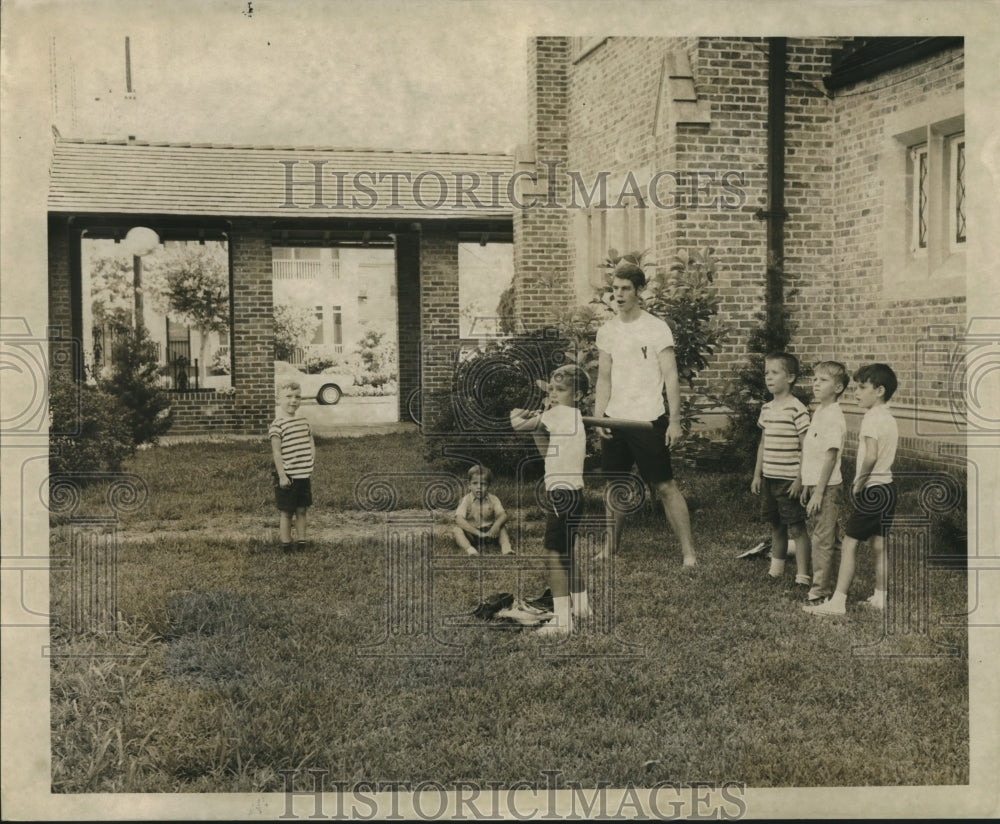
[514,37,573,329]
[827,46,966,414]
[529,35,966,466]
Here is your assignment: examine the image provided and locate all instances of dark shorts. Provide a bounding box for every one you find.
[761,477,806,526]
[845,483,897,541]
[274,476,312,512]
[543,487,584,556]
[600,414,674,485]
[460,528,502,550]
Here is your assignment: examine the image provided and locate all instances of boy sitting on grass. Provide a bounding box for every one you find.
[453,465,514,556]
[269,380,315,552]
[510,364,591,636]
[804,363,899,617]
[751,352,813,587]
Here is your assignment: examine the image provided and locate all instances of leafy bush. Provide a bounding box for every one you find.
[209,347,231,376]
[302,346,345,375]
[351,329,397,389]
[49,372,134,477]
[100,325,173,447]
[343,381,398,397]
[425,334,569,476]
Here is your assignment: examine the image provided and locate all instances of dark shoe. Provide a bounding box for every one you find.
[280,543,294,553]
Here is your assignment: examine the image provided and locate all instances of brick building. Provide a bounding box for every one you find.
[513,36,968,468]
[47,138,516,435]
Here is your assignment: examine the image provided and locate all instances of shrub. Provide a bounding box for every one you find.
[99,325,173,447]
[302,346,345,375]
[351,329,397,389]
[425,334,568,476]
[49,372,134,477]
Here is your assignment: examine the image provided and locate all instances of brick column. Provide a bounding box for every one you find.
[229,220,275,434]
[396,231,421,422]
[418,228,459,430]
[514,37,573,331]
[47,215,78,380]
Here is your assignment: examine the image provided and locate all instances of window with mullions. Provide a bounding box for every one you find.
[949,133,966,249]
[909,143,928,253]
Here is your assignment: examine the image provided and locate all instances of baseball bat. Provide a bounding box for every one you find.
[582,416,655,431]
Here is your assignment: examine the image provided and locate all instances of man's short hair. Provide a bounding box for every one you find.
[468,465,493,484]
[765,351,800,381]
[550,364,591,396]
[853,362,898,401]
[611,260,647,291]
[277,379,301,394]
[814,360,849,397]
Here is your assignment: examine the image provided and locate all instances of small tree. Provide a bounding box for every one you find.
[99,325,173,447]
[352,328,398,389]
[273,303,318,361]
[154,244,230,378]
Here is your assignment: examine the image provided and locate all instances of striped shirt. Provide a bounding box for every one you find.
[758,396,810,480]
[269,413,315,478]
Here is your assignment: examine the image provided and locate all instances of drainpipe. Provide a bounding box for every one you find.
[757,37,787,329]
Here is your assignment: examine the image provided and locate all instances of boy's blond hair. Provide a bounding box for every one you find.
[814,361,849,397]
[277,379,301,394]
[550,364,591,396]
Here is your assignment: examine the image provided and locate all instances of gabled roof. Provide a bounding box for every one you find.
[48,136,516,220]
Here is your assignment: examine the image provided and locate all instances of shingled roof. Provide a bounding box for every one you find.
[48,136,516,220]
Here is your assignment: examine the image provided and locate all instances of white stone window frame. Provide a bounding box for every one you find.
[572,173,657,303]
[882,90,965,300]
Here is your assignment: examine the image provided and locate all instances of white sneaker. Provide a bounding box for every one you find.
[803,599,846,616]
[865,594,885,610]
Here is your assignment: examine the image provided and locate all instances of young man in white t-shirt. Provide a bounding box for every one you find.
[593,261,697,567]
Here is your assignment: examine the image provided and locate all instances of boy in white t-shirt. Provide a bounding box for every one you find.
[799,361,849,604]
[805,363,899,617]
[511,364,591,636]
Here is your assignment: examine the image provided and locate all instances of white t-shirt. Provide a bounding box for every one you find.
[855,404,898,487]
[595,311,675,421]
[801,402,846,487]
[540,405,586,491]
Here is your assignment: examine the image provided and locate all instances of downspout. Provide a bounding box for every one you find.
[758,37,787,330]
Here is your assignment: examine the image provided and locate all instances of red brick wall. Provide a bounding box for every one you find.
[826,46,966,413]
[514,37,573,330]
[525,35,966,466]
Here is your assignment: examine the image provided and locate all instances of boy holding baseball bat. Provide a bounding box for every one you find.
[510,364,592,636]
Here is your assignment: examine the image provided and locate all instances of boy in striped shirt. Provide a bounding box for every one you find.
[270,380,315,552]
[751,352,813,584]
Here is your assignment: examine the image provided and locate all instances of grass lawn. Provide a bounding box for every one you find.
[50,434,969,792]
